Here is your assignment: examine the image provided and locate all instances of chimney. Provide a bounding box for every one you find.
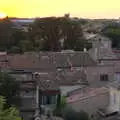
[83,48,87,52]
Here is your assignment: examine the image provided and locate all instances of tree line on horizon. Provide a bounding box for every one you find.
[0,16,91,53]
[0,16,120,53]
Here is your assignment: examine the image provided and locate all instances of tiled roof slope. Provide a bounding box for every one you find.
[7,51,96,69]
[20,72,58,90]
[20,69,87,90]
[109,81,120,90]
[56,69,88,85]
[112,50,120,59]
[39,51,97,67]
[98,48,118,59]
[7,53,56,71]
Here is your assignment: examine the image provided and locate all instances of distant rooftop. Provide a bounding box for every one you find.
[10,18,35,23]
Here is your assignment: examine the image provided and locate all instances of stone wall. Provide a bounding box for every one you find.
[85,66,115,87]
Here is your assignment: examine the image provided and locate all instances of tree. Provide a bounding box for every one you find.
[11,29,27,47]
[30,17,62,51]
[61,17,91,51]
[0,96,21,120]
[102,24,120,49]
[0,72,20,108]
[30,16,91,52]
[61,18,83,50]
[0,17,14,50]
[7,46,21,54]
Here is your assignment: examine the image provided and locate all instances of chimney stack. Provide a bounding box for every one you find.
[83,48,87,52]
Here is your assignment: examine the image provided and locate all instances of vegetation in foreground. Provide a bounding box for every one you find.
[0,71,20,108]
[0,96,21,120]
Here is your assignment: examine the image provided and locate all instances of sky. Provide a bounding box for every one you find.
[0,0,120,19]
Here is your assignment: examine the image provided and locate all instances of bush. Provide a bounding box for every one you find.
[77,110,89,120]
[53,95,67,117]
[62,107,89,120]
[0,71,21,108]
[0,96,21,120]
[62,107,78,120]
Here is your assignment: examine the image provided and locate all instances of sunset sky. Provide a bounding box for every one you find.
[0,0,120,19]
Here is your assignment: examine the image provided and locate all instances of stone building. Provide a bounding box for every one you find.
[0,35,119,118]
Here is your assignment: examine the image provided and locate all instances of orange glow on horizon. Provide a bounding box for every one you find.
[0,0,120,19]
[0,12,7,19]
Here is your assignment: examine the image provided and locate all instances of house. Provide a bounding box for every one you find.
[19,72,60,120]
[67,87,109,115]
[6,51,97,86]
[64,35,120,115]
[107,81,120,113]
[88,34,120,85]
[96,81,120,118]
[88,34,117,61]
[0,51,95,119]
[0,37,119,118]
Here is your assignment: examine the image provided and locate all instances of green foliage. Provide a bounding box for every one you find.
[61,96,67,109]
[62,107,78,120]
[0,71,20,108]
[103,26,120,49]
[62,107,89,120]
[61,18,87,51]
[0,18,13,50]
[77,110,89,120]
[28,17,91,51]
[7,46,21,54]
[54,94,67,117]
[0,17,91,52]
[0,96,21,120]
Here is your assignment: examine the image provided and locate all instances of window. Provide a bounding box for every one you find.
[100,74,108,81]
[42,95,56,105]
[114,72,120,81]
[42,95,51,105]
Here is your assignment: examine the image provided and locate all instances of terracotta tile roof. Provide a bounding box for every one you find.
[7,52,96,70]
[19,69,88,90]
[39,51,96,68]
[7,53,56,71]
[56,69,88,85]
[20,72,59,91]
[67,87,109,103]
[112,50,120,59]
[36,72,59,91]
[98,48,118,59]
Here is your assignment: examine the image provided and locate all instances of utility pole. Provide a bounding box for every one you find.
[33,72,40,120]
[33,72,49,120]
